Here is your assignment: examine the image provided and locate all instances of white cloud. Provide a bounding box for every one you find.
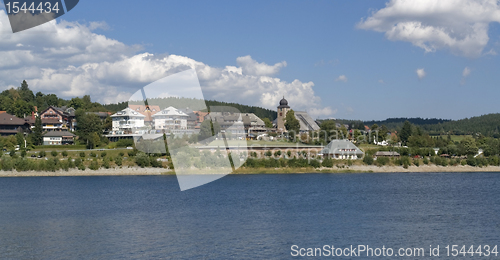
[357,0,500,57]
[463,67,471,77]
[378,79,385,84]
[308,107,337,119]
[235,55,286,76]
[461,66,472,84]
[335,75,348,82]
[0,10,334,116]
[416,68,426,80]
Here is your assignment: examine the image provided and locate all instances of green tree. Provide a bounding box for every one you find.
[263,118,273,128]
[459,136,478,156]
[399,121,413,146]
[75,109,102,149]
[199,119,221,141]
[319,120,337,144]
[15,132,24,147]
[284,110,300,140]
[32,116,43,146]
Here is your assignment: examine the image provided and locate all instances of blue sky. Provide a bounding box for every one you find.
[1,0,500,120]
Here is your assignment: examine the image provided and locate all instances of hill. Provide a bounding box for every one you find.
[103,97,277,121]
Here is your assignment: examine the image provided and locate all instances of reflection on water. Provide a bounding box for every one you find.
[0,173,499,259]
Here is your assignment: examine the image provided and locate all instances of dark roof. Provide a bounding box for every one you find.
[278,97,290,108]
[374,151,400,156]
[43,131,76,137]
[0,113,26,125]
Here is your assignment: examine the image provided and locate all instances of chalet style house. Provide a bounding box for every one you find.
[39,106,76,132]
[0,113,31,136]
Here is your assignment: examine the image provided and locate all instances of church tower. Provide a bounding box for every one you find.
[277,97,290,132]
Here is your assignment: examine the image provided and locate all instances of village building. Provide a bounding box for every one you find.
[110,107,146,133]
[320,139,364,159]
[39,106,76,132]
[275,97,320,133]
[207,112,265,139]
[374,151,400,158]
[128,104,161,127]
[42,131,76,145]
[0,113,30,136]
[152,106,189,131]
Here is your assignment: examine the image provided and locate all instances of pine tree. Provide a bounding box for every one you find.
[32,116,43,146]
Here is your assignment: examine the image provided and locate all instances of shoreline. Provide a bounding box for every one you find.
[0,165,500,177]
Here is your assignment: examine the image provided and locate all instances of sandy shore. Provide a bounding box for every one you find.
[1,164,500,177]
[0,167,172,177]
[347,164,500,173]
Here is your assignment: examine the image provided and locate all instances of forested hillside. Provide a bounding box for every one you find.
[104,97,277,121]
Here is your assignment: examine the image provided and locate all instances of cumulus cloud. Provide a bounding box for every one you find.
[357,0,500,57]
[235,55,286,76]
[463,67,471,77]
[335,75,348,82]
[461,66,472,84]
[0,10,334,116]
[416,68,426,80]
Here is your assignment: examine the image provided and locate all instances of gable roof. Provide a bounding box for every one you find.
[294,111,320,131]
[0,113,26,125]
[153,106,189,117]
[111,107,146,118]
[43,131,76,137]
[320,139,364,155]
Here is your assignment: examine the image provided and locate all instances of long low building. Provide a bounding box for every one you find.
[320,139,364,159]
[43,131,76,145]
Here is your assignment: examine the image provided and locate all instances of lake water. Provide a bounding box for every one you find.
[0,173,499,259]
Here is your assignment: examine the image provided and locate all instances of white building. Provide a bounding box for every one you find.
[111,107,146,133]
[152,106,189,131]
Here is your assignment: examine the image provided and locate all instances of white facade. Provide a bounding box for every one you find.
[152,106,188,130]
[111,108,146,132]
[43,136,62,145]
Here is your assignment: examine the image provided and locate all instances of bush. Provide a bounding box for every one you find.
[74,158,83,168]
[363,155,374,165]
[67,157,75,168]
[20,150,27,158]
[264,151,272,157]
[376,157,389,166]
[115,139,134,148]
[347,159,353,166]
[150,157,163,168]
[309,159,321,168]
[101,151,107,158]
[62,151,68,157]
[118,152,125,157]
[39,150,46,157]
[89,152,97,158]
[103,159,110,169]
[9,150,16,158]
[115,156,123,166]
[89,160,99,170]
[1,158,14,171]
[51,151,58,157]
[45,158,59,172]
[79,152,85,158]
[127,149,138,157]
[15,158,30,172]
[78,164,86,171]
[467,155,477,166]
[423,158,429,165]
[413,159,420,167]
[135,153,150,168]
[274,150,282,157]
[321,158,334,168]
